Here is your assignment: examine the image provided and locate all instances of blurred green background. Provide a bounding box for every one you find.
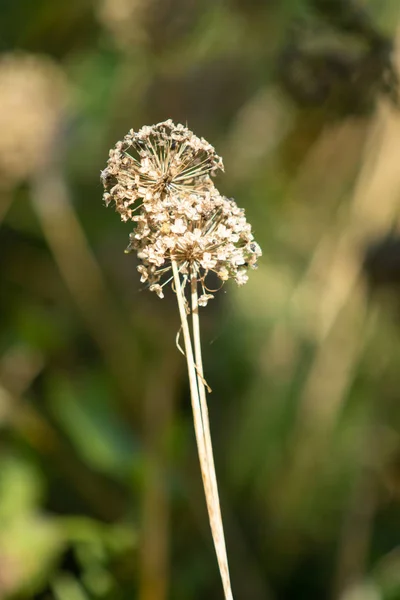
[1,1,400,599]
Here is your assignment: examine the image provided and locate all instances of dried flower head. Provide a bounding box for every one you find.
[102,120,261,305]
[101,120,259,600]
[102,119,223,221]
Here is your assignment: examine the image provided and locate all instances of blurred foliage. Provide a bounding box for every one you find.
[0,0,400,599]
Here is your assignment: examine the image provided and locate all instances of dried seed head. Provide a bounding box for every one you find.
[102,119,224,221]
[102,121,261,305]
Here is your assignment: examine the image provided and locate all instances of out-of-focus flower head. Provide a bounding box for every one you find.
[102,120,261,305]
[0,53,68,184]
[97,0,201,52]
[97,0,149,49]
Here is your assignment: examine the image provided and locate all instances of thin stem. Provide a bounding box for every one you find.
[171,261,233,600]
[190,267,233,600]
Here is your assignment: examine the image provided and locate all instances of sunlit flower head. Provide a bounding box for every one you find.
[102,120,261,306]
[102,119,224,221]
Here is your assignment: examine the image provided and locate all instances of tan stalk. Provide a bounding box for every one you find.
[190,267,233,600]
[171,260,233,600]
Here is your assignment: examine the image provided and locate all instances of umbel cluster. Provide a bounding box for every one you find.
[101,120,261,305]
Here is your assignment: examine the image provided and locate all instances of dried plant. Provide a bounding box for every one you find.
[102,120,261,599]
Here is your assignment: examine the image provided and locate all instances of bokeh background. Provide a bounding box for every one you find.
[1,1,400,599]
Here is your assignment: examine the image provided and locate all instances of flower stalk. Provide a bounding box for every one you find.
[190,266,233,599]
[173,261,233,599]
[102,120,261,599]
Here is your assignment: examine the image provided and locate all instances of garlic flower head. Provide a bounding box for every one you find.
[102,120,261,305]
[102,119,224,222]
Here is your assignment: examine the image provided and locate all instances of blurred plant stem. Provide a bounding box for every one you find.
[139,351,180,600]
[0,186,14,225]
[272,42,400,527]
[334,465,377,597]
[30,161,142,420]
[171,260,233,600]
[298,92,400,429]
